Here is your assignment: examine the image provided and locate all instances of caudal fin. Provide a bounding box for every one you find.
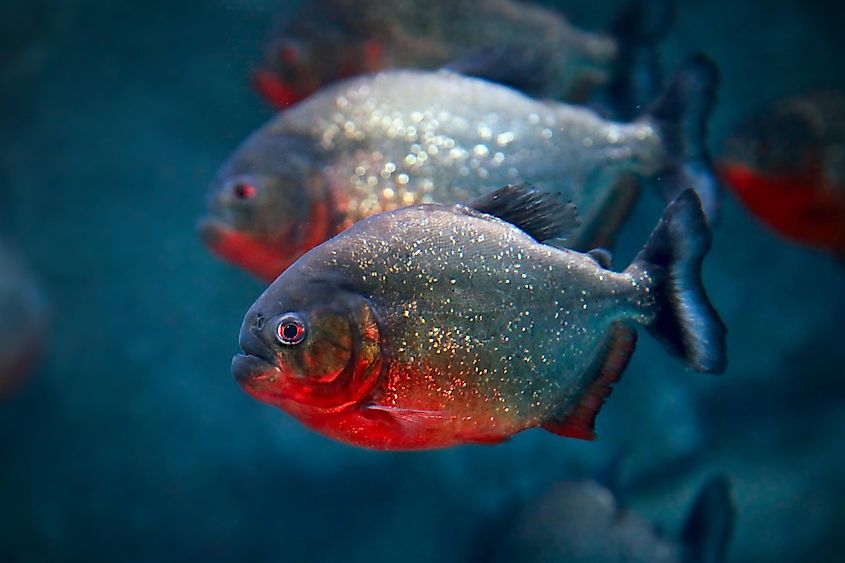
[607,0,676,119]
[611,0,676,45]
[642,54,723,223]
[627,190,727,373]
[681,476,734,563]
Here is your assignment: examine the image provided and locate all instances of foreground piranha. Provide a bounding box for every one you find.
[254,0,668,110]
[203,57,721,281]
[232,185,726,450]
[718,90,845,256]
[0,242,48,398]
[483,475,733,563]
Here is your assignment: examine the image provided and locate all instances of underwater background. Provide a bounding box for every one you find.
[2,0,844,561]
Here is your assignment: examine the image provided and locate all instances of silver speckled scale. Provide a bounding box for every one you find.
[275,202,655,447]
[274,70,665,231]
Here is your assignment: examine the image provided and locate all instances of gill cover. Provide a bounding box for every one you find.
[278,296,384,412]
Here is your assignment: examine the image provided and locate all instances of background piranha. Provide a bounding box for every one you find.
[0,241,48,399]
[232,186,726,450]
[481,474,734,563]
[254,0,670,113]
[202,58,721,282]
[718,90,845,256]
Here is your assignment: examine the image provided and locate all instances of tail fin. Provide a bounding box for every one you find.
[681,476,734,563]
[641,54,723,223]
[626,190,727,373]
[611,0,677,45]
[607,0,676,119]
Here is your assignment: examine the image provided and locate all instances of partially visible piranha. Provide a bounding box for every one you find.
[718,90,845,256]
[202,57,721,282]
[481,475,734,563]
[231,185,726,450]
[253,0,671,111]
[0,242,48,399]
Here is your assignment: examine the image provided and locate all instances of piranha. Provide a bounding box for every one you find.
[0,242,48,399]
[718,90,845,256]
[482,475,734,563]
[202,57,721,282]
[231,185,726,450]
[253,0,671,111]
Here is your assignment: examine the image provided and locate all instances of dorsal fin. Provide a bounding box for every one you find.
[467,184,580,242]
[542,324,638,440]
[588,248,614,269]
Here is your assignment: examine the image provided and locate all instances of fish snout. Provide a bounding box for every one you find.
[233,312,280,384]
[197,217,224,248]
[239,312,277,362]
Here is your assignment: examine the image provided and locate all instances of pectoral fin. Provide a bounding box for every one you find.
[365,405,453,427]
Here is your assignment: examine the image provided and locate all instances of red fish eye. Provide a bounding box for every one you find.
[234,183,257,200]
[276,314,307,345]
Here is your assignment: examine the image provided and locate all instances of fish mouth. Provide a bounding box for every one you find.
[197,217,229,250]
[231,353,279,385]
[233,319,282,390]
[197,217,292,282]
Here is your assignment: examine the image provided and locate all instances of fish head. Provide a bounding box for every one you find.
[255,19,384,109]
[722,102,823,179]
[232,271,384,415]
[199,133,332,281]
[255,36,320,108]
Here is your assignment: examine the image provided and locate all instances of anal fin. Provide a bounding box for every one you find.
[542,324,638,440]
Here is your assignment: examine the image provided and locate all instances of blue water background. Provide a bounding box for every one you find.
[1,0,844,561]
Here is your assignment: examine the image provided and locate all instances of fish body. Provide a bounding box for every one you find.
[484,475,734,563]
[232,186,725,450]
[0,243,47,398]
[255,0,655,110]
[718,90,845,255]
[204,60,720,281]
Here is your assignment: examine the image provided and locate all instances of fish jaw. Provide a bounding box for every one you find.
[200,193,336,281]
[231,353,286,403]
[198,218,295,282]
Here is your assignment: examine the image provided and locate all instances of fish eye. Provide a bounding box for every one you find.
[275,313,307,346]
[233,183,258,201]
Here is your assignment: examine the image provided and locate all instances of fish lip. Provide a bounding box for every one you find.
[231,353,280,384]
[197,217,227,248]
[234,321,281,385]
[238,325,278,365]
